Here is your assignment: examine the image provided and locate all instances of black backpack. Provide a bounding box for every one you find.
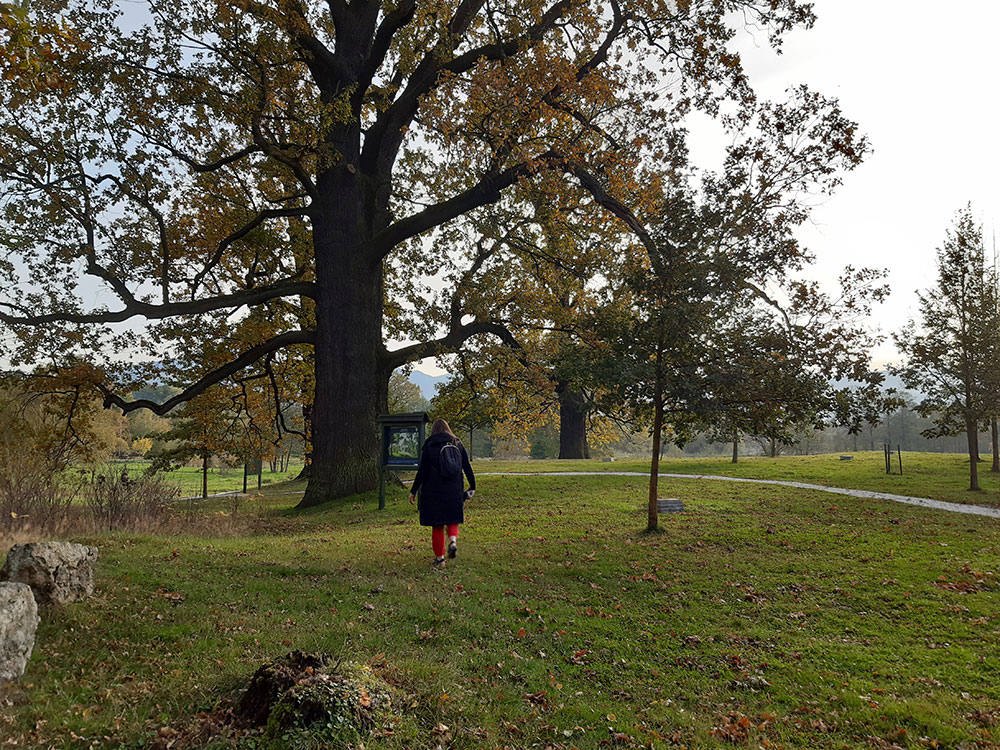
[439,440,462,478]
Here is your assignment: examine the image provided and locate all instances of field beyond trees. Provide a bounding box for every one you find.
[488,451,1000,508]
[3,454,1000,748]
[122,460,306,499]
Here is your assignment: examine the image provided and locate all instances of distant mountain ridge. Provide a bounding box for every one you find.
[410,370,450,400]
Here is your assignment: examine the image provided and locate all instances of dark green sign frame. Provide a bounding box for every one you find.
[375,412,429,510]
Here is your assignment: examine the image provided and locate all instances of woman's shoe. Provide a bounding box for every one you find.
[448,540,458,559]
[432,557,446,569]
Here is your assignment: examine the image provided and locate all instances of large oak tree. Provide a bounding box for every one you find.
[1,0,816,506]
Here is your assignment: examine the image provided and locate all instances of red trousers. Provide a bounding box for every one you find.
[431,525,459,557]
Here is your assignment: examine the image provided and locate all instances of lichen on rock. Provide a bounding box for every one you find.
[1,542,98,606]
[0,582,39,684]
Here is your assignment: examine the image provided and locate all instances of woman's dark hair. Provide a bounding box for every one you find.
[431,418,457,439]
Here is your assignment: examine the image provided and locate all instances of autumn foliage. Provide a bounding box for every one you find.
[1,0,853,504]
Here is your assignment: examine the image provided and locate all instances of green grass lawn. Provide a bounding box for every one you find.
[469,450,1000,507]
[117,460,305,498]
[4,467,1000,748]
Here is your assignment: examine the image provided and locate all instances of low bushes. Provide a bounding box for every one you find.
[87,467,180,531]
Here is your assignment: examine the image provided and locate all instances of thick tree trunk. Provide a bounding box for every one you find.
[557,385,590,459]
[298,280,385,505]
[992,417,999,473]
[297,181,387,507]
[967,416,980,491]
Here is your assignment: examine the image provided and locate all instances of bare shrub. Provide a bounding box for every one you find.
[88,466,180,531]
[0,449,81,535]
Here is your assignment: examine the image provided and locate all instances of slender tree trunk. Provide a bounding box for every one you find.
[243,463,248,494]
[732,433,738,464]
[202,453,209,499]
[647,338,664,533]
[769,436,777,458]
[967,415,980,491]
[992,417,999,473]
[296,402,312,480]
[557,384,589,459]
[468,428,474,461]
[648,398,663,533]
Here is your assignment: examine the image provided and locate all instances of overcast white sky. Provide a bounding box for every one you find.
[704,0,1000,368]
[417,1,1000,376]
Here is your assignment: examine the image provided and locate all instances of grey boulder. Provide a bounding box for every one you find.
[0,582,39,684]
[1,542,99,606]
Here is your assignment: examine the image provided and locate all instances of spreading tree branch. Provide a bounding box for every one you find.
[190,206,312,296]
[97,330,315,415]
[351,0,417,114]
[361,0,573,175]
[383,320,522,371]
[0,281,315,327]
[366,158,551,258]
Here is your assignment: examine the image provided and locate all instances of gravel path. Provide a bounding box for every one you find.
[179,490,243,501]
[476,471,1000,519]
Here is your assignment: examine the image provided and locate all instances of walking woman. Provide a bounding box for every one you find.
[409,419,476,568]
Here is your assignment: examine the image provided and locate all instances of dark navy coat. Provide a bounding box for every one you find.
[411,433,476,527]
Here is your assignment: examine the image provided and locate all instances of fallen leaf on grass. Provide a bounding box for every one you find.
[709,712,753,743]
[524,691,548,706]
[730,675,770,691]
[568,650,589,664]
[157,590,185,605]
